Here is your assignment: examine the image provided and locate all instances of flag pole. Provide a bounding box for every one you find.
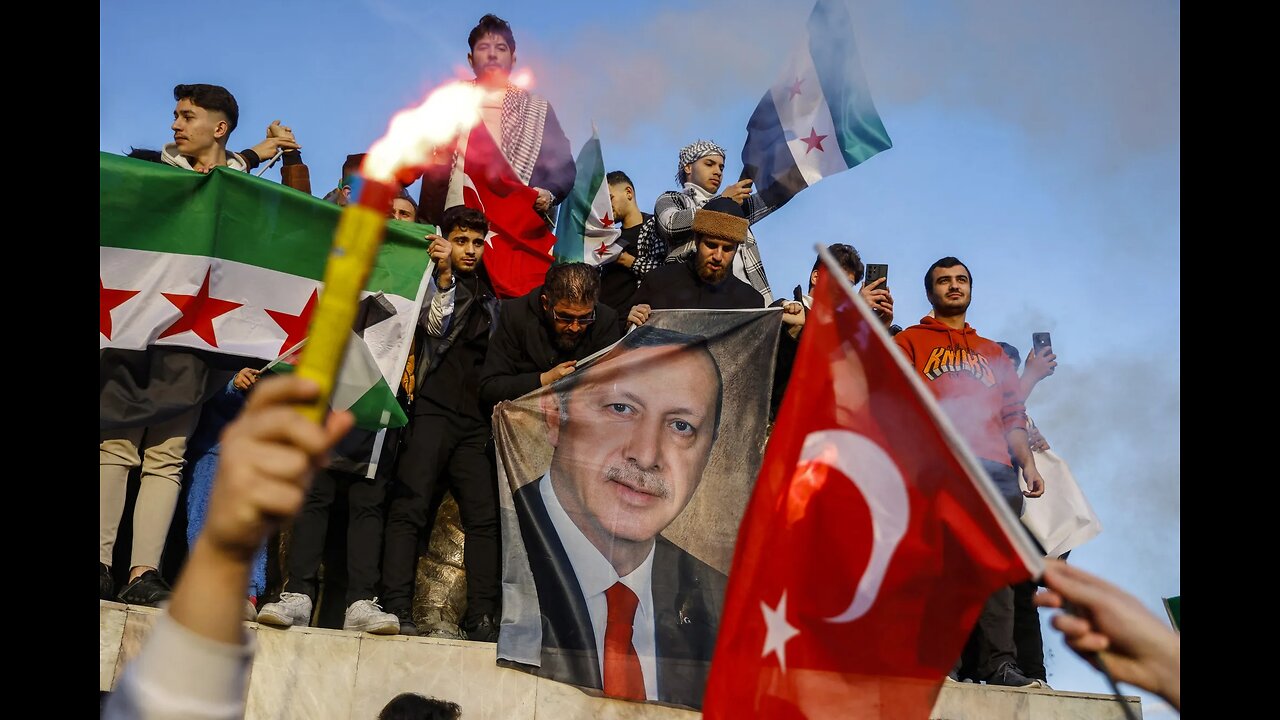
[255,151,284,177]
[1060,600,1141,720]
[1096,656,1141,720]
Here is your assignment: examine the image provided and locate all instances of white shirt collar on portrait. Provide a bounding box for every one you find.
[541,471,659,700]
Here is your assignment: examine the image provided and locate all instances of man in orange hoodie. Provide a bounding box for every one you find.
[893,256,1047,688]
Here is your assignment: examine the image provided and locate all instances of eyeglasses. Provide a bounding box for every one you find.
[551,310,596,327]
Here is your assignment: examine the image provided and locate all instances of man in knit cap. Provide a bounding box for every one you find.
[627,197,778,328]
[654,140,781,304]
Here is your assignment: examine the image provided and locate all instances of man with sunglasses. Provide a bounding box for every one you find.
[480,263,622,409]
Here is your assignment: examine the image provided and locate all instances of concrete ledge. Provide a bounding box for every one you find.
[101,601,1140,719]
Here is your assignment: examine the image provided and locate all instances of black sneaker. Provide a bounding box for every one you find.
[100,563,115,601]
[391,606,419,637]
[985,662,1046,689]
[117,570,173,607]
[462,614,499,643]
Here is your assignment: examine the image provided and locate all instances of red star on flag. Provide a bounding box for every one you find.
[601,212,614,228]
[594,241,610,257]
[265,288,319,356]
[801,127,829,154]
[158,267,243,347]
[100,278,140,340]
[787,77,805,101]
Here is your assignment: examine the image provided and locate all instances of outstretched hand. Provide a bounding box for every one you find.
[1035,560,1180,710]
[202,376,352,562]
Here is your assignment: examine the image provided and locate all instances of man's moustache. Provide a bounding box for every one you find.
[605,464,669,499]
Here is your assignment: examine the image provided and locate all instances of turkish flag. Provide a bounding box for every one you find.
[459,124,556,299]
[703,256,1042,718]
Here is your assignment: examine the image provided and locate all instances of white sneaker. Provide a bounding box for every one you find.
[257,592,313,628]
[343,597,399,635]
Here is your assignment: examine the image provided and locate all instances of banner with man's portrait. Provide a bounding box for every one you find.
[493,307,782,710]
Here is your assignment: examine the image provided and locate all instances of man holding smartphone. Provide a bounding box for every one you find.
[654,140,781,304]
[769,244,893,421]
[893,256,1047,689]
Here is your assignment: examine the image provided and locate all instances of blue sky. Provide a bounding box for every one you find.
[101,0,1179,714]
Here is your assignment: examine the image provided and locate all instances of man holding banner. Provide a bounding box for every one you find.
[508,326,729,707]
[627,197,769,329]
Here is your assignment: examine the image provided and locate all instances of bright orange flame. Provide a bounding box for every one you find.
[364,81,485,184]
[510,67,535,90]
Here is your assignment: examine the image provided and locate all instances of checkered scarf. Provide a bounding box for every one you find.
[676,140,727,184]
[500,84,549,186]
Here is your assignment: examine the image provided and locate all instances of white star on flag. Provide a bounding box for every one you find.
[760,590,801,673]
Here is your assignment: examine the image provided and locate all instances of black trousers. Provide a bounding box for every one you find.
[1013,579,1046,680]
[381,411,499,623]
[284,467,388,608]
[961,460,1027,680]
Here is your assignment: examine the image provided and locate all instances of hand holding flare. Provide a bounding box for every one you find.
[293,82,483,423]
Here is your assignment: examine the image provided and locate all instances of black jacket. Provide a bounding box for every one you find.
[511,477,725,709]
[632,257,765,314]
[414,273,499,420]
[478,285,621,410]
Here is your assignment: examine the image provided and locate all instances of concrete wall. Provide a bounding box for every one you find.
[101,601,1141,719]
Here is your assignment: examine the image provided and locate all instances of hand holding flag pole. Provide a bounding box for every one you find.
[254,151,284,177]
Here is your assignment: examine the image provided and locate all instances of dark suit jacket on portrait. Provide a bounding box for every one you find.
[508,477,727,709]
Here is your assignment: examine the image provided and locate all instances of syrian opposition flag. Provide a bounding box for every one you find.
[740,0,893,209]
[451,124,557,299]
[262,293,412,430]
[553,127,622,266]
[99,152,433,432]
[703,249,1042,719]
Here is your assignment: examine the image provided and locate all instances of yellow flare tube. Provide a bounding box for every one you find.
[294,201,389,424]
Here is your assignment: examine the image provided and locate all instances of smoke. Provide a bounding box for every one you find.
[515,0,1177,176]
[1021,356,1181,590]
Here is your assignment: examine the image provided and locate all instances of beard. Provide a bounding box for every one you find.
[929,292,971,314]
[697,260,730,284]
[547,317,586,352]
[553,331,584,352]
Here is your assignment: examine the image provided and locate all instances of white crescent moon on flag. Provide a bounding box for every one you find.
[458,175,497,248]
[797,430,910,624]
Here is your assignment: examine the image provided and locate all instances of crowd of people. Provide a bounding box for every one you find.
[100,11,1178,718]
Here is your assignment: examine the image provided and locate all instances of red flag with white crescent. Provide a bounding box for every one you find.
[703,249,1042,719]
[458,123,557,299]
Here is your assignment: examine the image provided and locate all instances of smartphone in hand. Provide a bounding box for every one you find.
[1032,332,1052,354]
[864,263,888,289]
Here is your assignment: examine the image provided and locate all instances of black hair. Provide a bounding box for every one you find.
[542,262,600,308]
[811,243,865,286]
[924,256,971,291]
[377,692,461,720]
[468,14,515,52]
[996,341,1021,368]
[173,84,239,134]
[606,170,635,190]
[440,205,487,237]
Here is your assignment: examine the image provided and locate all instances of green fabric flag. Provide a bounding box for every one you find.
[553,128,621,265]
[99,152,434,430]
[1163,595,1180,631]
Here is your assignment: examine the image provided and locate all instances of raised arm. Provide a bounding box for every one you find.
[105,377,351,720]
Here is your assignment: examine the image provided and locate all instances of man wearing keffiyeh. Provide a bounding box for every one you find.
[417,14,576,227]
[655,140,780,304]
